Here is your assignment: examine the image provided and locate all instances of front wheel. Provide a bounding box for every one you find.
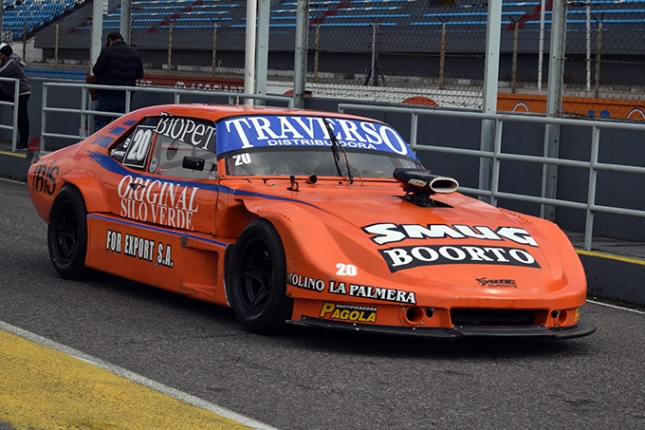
[227,219,293,334]
[47,185,91,280]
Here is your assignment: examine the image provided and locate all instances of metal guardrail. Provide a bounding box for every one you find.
[40,81,294,147]
[338,103,645,251]
[0,77,22,152]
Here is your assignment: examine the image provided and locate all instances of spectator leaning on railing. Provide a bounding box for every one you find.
[91,32,144,131]
[0,44,31,150]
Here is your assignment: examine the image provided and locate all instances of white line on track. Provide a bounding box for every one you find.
[0,177,26,184]
[587,299,645,315]
[0,319,280,430]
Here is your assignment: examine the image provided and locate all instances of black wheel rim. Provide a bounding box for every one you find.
[54,200,79,264]
[238,238,274,313]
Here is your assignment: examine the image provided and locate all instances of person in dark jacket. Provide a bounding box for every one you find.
[0,44,31,149]
[92,32,144,131]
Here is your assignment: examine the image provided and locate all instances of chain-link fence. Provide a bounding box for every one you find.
[7,0,645,118]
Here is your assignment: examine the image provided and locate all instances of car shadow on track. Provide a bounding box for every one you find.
[279,325,595,360]
[68,272,243,330]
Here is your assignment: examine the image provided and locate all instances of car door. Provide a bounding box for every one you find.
[102,115,219,235]
[85,115,225,301]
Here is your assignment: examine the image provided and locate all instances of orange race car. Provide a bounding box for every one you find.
[27,104,595,339]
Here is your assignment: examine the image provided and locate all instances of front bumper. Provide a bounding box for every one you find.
[287,317,596,339]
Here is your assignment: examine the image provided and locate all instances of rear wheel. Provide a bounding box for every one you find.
[48,185,91,280]
[227,219,293,334]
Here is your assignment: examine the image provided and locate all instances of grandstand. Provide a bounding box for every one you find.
[5,1,645,49]
[1,0,82,40]
[0,0,640,91]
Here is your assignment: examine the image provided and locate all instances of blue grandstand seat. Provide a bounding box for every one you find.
[319,22,397,27]
[0,0,78,39]
[326,14,410,21]
[9,0,645,43]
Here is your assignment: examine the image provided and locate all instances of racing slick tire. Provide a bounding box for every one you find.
[48,185,91,280]
[227,219,293,334]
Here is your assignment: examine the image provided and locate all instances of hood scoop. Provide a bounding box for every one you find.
[393,168,459,208]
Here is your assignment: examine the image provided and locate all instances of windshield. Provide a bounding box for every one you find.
[224,147,420,177]
[217,114,422,177]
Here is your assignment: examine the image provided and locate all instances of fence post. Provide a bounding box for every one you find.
[120,0,132,44]
[90,0,103,70]
[314,23,320,83]
[409,113,418,148]
[292,0,309,109]
[244,0,258,104]
[511,18,519,94]
[584,125,600,251]
[11,79,19,151]
[541,0,568,221]
[40,83,48,150]
[490,118,503,208]
[55,22,59,68]
[166,19,173,75]
[80,86,88,138]
[537,0,546,91]
[370,22,380,86]
[22,20,27,60]
[211,21,218,77]
[479,0,502,203]
[594,19,603,98]
[585,1,591,92]
[256,0,270,100]
[439,19,447,90]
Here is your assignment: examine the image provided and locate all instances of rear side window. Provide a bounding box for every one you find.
[110,115,218,180]
[110,117,158,169]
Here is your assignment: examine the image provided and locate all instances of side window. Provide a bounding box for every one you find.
[123,126,154,169]
[109,117,158,169]
[150,116,218,180]
[109,115,217,180]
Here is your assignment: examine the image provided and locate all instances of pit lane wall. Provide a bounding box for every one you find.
[2,77,645,307]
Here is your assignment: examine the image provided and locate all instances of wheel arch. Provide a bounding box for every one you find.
[223,212,288,307]
[226,198,337,277]
[59,172,111,214]
[224,216,293,333]
[47,182,93,279]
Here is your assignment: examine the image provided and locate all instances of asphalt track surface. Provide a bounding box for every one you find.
[2,178,645,430]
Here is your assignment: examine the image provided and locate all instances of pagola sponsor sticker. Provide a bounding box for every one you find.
[319,302,378,323]
[217,115,418,159]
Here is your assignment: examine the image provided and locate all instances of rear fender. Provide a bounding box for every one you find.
[60,172,111,214]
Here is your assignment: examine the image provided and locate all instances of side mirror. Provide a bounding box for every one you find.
[182,156,205,171]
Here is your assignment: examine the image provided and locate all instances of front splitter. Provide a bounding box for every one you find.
[287,317,596,339]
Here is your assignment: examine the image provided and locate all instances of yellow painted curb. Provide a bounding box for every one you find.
[0,150,26,158]
[576,248,645,267]
[0,329,252,430]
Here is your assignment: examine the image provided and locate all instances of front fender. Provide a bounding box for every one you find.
[237,196,386,300]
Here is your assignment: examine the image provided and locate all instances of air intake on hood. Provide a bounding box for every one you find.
[393,168,459,207]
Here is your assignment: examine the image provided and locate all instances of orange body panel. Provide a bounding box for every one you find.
[28,104,593,339]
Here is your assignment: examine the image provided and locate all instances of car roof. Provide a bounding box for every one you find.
[127,103,385,124]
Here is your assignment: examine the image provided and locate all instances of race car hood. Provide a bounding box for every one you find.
[232,179,585,307]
